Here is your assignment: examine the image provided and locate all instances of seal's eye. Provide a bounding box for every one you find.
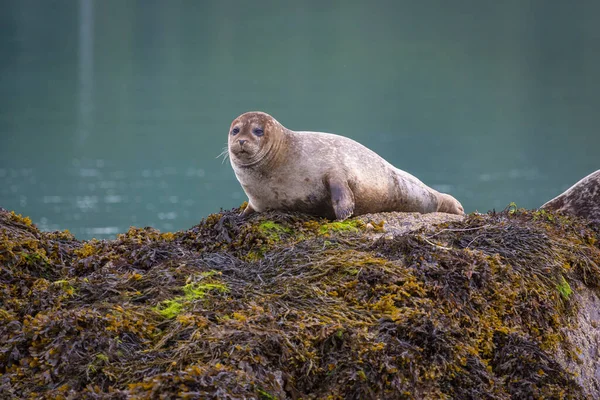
[231,127,240,136]
[253,128,264,137]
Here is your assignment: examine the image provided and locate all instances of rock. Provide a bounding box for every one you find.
[542,169,600,224]
[0,207,599,398]
[358,211,464,238]
[557,287,600,396]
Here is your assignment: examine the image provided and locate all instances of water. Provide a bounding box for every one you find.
[1,0,599,239]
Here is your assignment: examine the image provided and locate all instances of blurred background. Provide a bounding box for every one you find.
[1,0,599,240]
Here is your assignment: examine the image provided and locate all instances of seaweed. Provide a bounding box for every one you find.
[0,205,599,399]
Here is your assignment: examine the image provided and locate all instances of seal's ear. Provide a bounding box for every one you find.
[328,178,355,220]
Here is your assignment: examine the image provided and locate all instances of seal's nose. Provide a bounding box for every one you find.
[238,139,247,146]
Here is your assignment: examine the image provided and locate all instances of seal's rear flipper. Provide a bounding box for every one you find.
[437,193,465,215]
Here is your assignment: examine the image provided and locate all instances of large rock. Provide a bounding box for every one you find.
[542,169,600,224]
[0,207,599,399]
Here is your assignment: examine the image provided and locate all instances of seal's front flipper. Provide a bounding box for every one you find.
[239,202,256,218]
[328,178,355,220]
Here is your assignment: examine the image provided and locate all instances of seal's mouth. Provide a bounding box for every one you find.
[229,139,266,166]
[232,147,257,160]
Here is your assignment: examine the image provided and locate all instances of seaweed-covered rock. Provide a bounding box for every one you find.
[0,207,599,399]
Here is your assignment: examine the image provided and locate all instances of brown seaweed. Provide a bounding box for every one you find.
[0,206,599,399]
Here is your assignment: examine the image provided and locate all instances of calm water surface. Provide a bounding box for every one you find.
[1,0,599,239]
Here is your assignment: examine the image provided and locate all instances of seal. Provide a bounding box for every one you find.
[541,169,600,223]
[228,111,464,220]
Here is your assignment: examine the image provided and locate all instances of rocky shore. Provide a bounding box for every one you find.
[1,206,599,399]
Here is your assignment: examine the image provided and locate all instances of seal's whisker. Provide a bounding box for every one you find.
[217,147,229,164]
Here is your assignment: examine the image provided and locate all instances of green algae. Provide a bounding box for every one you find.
[257,388,278,400]
[154,298,185,318]
[558,275,573,299]
[0,206,599,399]
[318,219,364,235]
[258,220,292,241]
[154,280,229,318]
[183,282,228,300]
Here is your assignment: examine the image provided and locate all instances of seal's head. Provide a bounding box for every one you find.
[228,111,284,167]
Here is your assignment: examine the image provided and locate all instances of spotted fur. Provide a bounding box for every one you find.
[541,170,600,223]
[228,111,464,220]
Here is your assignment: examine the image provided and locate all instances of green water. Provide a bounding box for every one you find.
[1,0,599,239]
